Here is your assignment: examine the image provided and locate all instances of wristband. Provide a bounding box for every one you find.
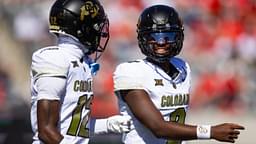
[196,125,211,139]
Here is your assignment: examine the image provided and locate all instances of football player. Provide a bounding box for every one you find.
[30,0,131,144]
[113,4,244,144]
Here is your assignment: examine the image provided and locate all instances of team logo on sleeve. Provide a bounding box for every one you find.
[154,79,163,86]
[71,61,79,68]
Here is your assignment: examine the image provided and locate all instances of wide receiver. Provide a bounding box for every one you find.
[113,4,244,144]
[30,0,130,144]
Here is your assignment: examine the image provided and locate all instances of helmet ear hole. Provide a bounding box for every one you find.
[137,5,184,62]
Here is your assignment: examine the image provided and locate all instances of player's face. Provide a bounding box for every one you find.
[147,32,178,56]
[148,41,171,55]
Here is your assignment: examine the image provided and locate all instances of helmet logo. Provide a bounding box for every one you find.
[80,1,99,21]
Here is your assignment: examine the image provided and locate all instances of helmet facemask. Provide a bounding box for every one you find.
[138,29,183,63]
[78,15,109,58]
[88,17,109,62]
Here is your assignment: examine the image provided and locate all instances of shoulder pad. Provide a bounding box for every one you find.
[31,46,69,79]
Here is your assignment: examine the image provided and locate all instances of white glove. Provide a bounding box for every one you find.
[106,115,132,133]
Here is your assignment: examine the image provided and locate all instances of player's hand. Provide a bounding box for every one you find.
[107,115,132,133]
[211,123,245,143]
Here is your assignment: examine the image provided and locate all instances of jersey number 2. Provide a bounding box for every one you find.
[167,108,186,144]
[67,94,92,138]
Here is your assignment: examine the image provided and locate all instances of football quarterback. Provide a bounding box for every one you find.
[113,4,244,144]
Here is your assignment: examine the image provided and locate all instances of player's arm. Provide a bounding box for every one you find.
[120,89,244,143]
[35,77,66,144]
[37,99,63,144]
[119,89,196,140]
[31,48,69,143]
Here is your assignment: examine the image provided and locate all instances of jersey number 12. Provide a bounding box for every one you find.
[67,94,93,138]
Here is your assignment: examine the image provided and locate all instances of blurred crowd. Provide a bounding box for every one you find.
[0,0,256,143]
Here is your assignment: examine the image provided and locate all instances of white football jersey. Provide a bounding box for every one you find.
[114,57,191,144]
[30,42,94,144]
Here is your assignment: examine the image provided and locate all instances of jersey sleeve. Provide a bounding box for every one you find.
[36,76,66,100]
[113,62,145,91]
[31,47,69,80]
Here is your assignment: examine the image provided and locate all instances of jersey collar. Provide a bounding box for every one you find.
[57,34,89,54]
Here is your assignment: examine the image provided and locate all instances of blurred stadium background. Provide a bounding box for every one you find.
[0,0,255,144]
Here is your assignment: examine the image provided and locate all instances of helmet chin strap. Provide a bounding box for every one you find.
[147,48,172,64]
[146,56,170,64]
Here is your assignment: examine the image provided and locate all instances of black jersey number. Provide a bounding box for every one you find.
[166,108,186,144]
[67,94,93,138]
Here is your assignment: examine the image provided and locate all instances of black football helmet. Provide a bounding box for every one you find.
[137,5,184,63]
[49,0,109,56]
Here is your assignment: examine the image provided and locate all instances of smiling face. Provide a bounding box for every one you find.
[144,31,181,61]
[148,40,170,56]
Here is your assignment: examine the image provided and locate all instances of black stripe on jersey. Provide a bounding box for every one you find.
[127,60,140,63]
[34,74,66,83]
[40,47,59,53]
